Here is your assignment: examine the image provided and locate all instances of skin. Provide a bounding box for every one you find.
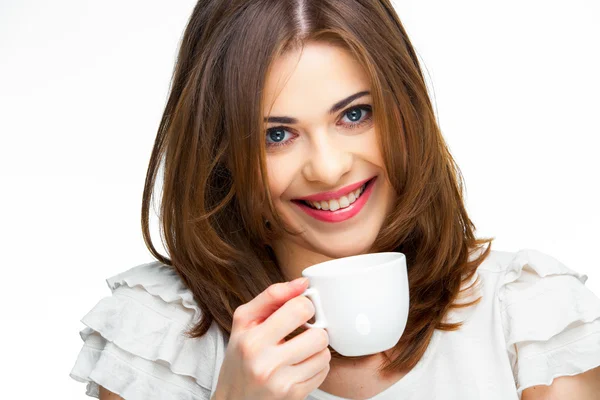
[261,41,402,398]
[521,366,600,399]
[99,386,123,399]
[262,41,396,282]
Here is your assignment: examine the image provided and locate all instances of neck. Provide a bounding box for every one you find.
[271,238,334,281]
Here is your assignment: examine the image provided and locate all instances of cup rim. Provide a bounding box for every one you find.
[301,251,405,278]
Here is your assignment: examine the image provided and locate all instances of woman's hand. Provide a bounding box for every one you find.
[212,278,331,400]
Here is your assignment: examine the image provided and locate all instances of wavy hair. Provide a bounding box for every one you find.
[141,0,494,375]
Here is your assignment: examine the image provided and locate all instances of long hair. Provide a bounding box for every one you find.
[141,0,493,375]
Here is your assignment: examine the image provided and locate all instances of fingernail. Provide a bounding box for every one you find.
[289,277,309,288]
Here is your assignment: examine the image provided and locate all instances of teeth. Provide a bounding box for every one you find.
[329,199,340,211]
[305,182,368,211]
[339,196,349,208]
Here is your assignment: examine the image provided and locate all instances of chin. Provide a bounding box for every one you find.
[308,231,379,259]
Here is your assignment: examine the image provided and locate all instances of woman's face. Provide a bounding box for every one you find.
[262,41,397,262]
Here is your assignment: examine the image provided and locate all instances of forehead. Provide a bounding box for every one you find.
[262,42,371,118]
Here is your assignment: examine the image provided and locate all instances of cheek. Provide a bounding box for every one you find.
[266,154,302,200]
[354,128,385,165]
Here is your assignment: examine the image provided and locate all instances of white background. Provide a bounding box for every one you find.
[1,0,598,397]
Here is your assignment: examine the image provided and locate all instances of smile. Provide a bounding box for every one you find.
[292,176,377,223]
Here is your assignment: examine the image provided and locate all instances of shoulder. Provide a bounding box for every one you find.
[473,247,593,305]
[106,260,203,324]
[69,260,227,400]
[479,248,600,398]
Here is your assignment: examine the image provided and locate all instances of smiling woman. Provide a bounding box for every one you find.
[262,43,397,253]
[68,0,600,399]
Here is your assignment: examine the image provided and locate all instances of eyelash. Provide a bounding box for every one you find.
[265,104,373,149]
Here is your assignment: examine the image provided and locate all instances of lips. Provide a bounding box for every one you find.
[292,176,377,223]
[293,176,376,203]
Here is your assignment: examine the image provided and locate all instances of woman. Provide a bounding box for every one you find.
[69,0,600,399]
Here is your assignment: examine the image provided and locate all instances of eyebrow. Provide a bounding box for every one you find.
[264,90,371,124]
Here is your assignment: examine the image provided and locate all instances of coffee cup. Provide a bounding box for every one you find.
[300,252,409,357]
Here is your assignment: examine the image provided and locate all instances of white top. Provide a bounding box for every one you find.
[69,248,600,400]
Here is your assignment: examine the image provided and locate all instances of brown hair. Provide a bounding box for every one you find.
[141,0,493,375]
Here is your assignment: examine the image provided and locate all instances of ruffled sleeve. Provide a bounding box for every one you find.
[68,261,228,400]
[499,249,600,398]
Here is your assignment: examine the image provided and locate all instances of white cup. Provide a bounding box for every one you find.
[300,252,409,357]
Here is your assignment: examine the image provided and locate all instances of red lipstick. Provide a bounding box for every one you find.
[293,176,377,223]
[294,176,374,202]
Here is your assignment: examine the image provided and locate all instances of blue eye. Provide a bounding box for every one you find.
[342,107,368,125]
[265,104,373,149]
[264,126,298,150]
[266,128,292,145]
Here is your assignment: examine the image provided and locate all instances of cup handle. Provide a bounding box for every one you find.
[301,287,328,329]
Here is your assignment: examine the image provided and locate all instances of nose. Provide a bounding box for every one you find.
[301,130,353,186]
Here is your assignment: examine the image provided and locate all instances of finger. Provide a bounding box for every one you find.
[253,294,315,345]
[274,347,331,388]
[277,327,330,366]
[291,366,330,398]
[233,277,309,330]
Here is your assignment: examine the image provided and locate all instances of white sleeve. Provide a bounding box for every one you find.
[69,262,227,399]
[499,249,600,398]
